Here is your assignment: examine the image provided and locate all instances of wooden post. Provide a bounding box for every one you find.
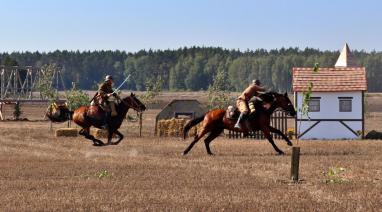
[294,92,298,140]
[290,146,300,182]
[139,112,142,137]
[0,103,3,120]
[362,91,365,139]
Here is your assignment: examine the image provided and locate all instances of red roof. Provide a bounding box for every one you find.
[292,67,367,92]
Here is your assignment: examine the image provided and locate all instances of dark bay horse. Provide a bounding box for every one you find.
[182,92,296,155]
[46,102,73,122]
[73,93,146,146]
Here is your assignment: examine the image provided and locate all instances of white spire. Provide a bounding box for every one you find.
[335,43,358,67]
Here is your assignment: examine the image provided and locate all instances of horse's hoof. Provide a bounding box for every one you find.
[182,152,187,156]
[113,140,122,145]
[277,151,285,155]
[93,143,103,147]
[287,142,293,146]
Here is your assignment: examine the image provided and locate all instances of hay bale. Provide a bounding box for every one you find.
[91,129,116,139]
[157,119,169,137]
[156,118,202,137]
[55,128,78,137]
[167,118,185,137]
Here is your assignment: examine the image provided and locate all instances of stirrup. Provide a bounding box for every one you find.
[234,123,241,129]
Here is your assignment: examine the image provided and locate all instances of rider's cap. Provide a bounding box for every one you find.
[105,75,113,81]
[252,79,261,85]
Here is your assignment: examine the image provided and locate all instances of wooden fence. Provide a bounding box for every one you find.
[227,111,294,139]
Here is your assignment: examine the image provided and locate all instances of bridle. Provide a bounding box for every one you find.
[268,93,295,116]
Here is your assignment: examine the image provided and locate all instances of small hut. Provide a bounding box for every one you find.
[155,99,206,136]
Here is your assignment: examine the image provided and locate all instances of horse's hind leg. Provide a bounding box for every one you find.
[182,129,208,155]
[80,128,104,146]
[269,126,293,146]
[88,134,105,146]
[204,129,223,155]
[79,129,86,136]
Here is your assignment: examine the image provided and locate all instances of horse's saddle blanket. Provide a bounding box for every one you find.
[225,105,257,120]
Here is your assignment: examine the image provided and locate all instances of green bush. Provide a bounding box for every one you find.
[66,82,90,110]
[13,102,22,120]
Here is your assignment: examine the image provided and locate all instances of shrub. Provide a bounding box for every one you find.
[13,102,22,120]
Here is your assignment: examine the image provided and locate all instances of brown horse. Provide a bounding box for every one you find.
[182,92,296,155]
[73,93,146,146]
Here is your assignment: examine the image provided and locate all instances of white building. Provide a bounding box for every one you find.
[293,43,367,139]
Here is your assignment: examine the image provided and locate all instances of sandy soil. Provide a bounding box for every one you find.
[0,92,381,211]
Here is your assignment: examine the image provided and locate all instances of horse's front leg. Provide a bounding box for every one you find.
[110,130,124,145]
[262,126,284,155]
[268,126,293,146]
[107,129,114,145]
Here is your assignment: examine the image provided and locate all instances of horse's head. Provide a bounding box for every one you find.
[272,92,296,117]
[121,92,146,112]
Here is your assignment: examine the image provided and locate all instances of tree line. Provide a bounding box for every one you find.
[1,47,381,92]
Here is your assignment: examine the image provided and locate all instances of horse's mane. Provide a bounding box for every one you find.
[263,91,281,96]
[259,91,277,102]
[115,96,129,110]
[115,95,137,112]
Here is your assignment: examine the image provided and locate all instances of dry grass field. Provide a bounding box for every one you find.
[0,92,382,211]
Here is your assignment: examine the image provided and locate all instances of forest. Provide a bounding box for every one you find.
[1,47,381,92]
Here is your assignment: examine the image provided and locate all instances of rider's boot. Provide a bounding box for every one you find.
[234,112,245,129]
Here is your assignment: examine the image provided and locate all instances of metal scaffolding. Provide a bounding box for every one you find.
[0,65,66,100]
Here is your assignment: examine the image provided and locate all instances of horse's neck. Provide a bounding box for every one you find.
[268,102,279,114]
[116,102,129,117]
[254,100,264,110]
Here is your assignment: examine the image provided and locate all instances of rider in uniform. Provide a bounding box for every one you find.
[234,79,271,129]
[98,75,118,129]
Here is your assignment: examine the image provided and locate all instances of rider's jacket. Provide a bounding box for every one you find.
[238,84,265,101]
[98,82,113,100]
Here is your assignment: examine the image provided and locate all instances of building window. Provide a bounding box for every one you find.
[308,97,321,112]
[339,97,352,112]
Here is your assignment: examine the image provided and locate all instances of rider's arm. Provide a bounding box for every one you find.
[255,85,266,92]
[98,83,110,98]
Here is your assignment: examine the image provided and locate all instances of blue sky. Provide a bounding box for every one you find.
[0,0,381,52]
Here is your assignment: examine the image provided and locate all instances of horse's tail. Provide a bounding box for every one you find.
[183,115,205,139]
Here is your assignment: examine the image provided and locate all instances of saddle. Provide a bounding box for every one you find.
[225,100,260,120]
[91,95,110,112]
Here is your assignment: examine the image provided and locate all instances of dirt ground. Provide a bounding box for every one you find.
[0,92,381,211]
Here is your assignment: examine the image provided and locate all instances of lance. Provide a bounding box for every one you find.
[112,74,131,94]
